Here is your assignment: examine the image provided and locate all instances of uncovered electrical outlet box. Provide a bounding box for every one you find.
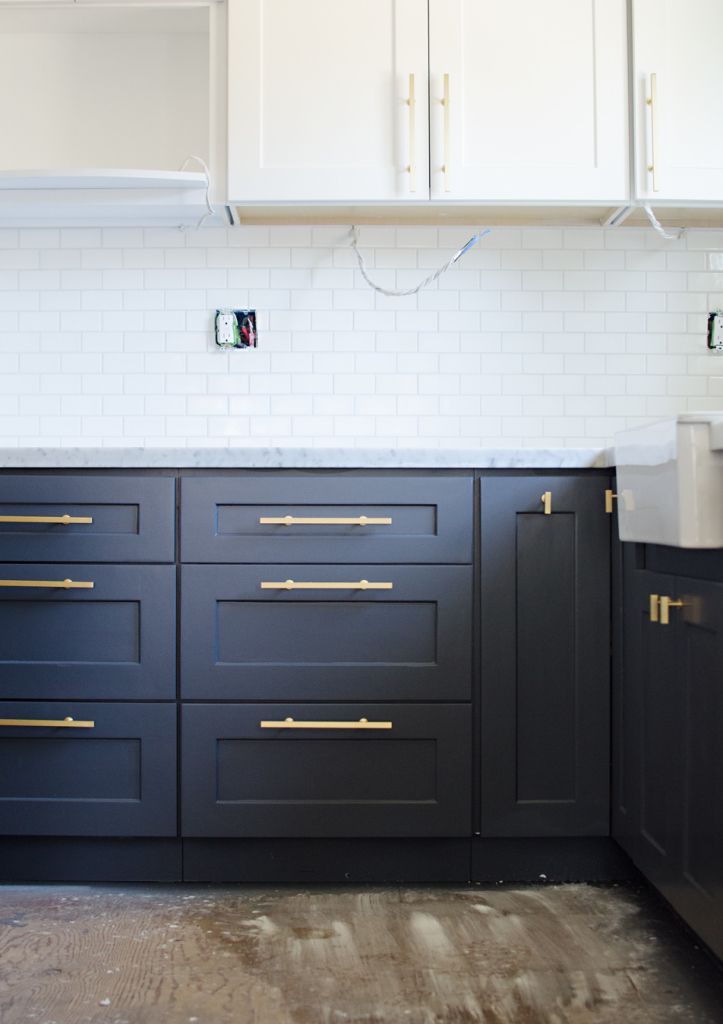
[707,310,723,351]
[215,309,257,349]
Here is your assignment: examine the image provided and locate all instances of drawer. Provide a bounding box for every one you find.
[0,565,176,700]
[181,564,471,701]
[0,702,176,836]
[181,703,471,838]
[0,475,175,562]
[180,473,472,563]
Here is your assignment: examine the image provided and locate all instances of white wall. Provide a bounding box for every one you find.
[0,223,721,449]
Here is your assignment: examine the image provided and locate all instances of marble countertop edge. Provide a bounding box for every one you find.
[0,446,614,470]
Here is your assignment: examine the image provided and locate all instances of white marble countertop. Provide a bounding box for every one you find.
[0,447,613,469]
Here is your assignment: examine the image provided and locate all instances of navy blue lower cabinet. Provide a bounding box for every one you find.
[180,473,473,564]
[180,565,472,701]
[480,475,611,836]
[0,475,175,563]
[0,565,176,700]
[0,702,177,836]
[614,565,678,884]
[615,558,723,962]
[181,704,471,838]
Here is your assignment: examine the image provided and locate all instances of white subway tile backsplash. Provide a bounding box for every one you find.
[0,225,718,446]
[229,396,270,415]
[418,375,460,395]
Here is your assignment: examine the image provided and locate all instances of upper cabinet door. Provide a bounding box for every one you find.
[227,0,429,202]
[428,0,628,202]
[633,0,723,202]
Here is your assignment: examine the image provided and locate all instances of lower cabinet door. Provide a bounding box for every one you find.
[480,475,611,836]
[181,703,471,838]
[0,565,176,700]
[181,565,471,701]
[0,702,177,836]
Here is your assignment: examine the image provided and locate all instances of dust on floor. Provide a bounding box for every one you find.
[0,883,722,1024]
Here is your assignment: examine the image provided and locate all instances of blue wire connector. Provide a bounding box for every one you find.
[451,228,492,264]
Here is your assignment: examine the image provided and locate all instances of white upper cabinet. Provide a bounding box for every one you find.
[228,0,429,203]
[228,0,628,207]
[633,0,723,203]
[428,0,629,203]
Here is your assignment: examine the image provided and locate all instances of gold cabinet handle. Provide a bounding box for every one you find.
[541,491,552,515]
[660,595,684,626]
[605,489,618,514]
[0,514,93,525]
[441,72,451,192]
[649,594,660,623]
[646,72,660,193]
[0,716,94,728]
[0,578,94,589]
[406,72,416,193]
[260,717,392,730]
[259,516,392,526]
[260,579,393,591]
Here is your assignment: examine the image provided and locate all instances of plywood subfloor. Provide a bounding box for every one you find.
[1,883,722,1024]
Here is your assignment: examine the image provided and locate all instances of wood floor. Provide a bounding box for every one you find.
[1,883,722,1024]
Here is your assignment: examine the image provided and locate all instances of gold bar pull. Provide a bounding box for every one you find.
[649,594,660,623]
[0,514,93,525]
[406,72,416,193]
[0,578,94,589]
[646,72,660,193]
[660,595,684,626]
[259,516,392,526]
[441,72,451,192]
[605,490,618,514]
[0,716,95,728]
[260,717,392,730]
[541,491,552,515]
[260,579,393,591]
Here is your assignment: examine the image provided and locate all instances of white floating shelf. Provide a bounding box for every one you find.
[0,169,209,190]
[0,169,229,227]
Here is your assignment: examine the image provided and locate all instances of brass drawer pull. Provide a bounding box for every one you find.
[442,72,451,191]
[260,717,392,730]
[605,490,618,514]
[259,515,392,526]
[541,491,552,515]
[659,596,685,626]
[0,716,95,728]
[260,579,393,591]
[0,578,94,590]
[0,514,93,525]
[646,72,660,193]
[406,72,416,192]
[650,594,660,623]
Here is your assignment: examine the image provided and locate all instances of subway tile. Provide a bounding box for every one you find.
[313,395,356,415]
[626,292,667,312]
[503,375,543,396]
[0,230,720,449]
[585,292,627,313]
[501,251,543,270]
[544,292,585,312]
[584,251,625,270]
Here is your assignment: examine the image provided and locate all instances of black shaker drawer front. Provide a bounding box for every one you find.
[0,565,176,700]
[181,704,471,838]
[0,702,177,836]
[0,475,175,563]
[180,473,473,563]
[180,565,472,701]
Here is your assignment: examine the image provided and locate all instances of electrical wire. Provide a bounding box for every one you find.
[178,154,215,229]
[642,204,684,242]
[349,225,491,296]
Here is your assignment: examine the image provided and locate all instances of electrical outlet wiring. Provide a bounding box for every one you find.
[349,225,491,296]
